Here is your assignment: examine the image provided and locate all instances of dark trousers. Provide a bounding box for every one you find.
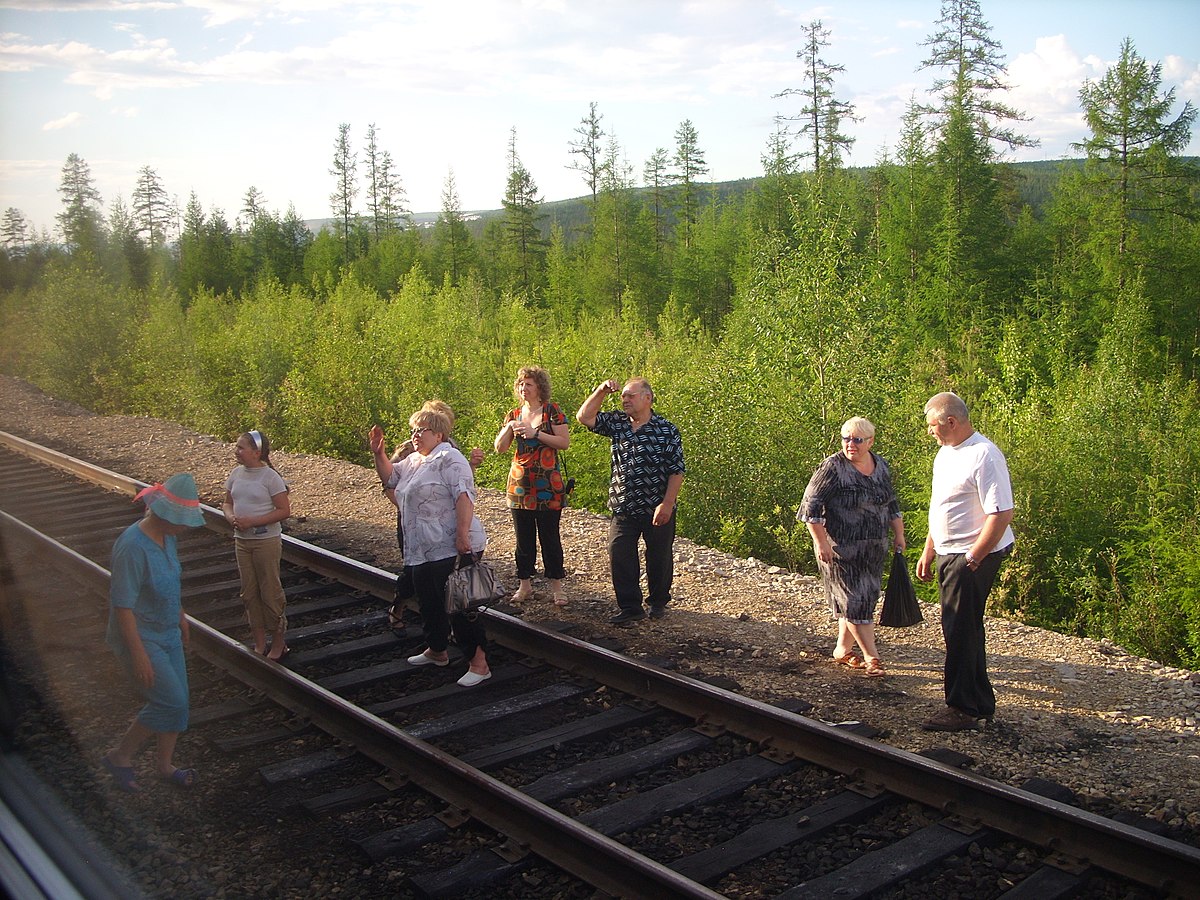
[395,510,414,601]
[511,508,566,580]
[412,555,488,660]
[609,510,675,613]
[936,548,1008,718]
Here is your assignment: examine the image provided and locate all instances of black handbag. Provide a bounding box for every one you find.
[445,553,506,615]
[879,550,923,627]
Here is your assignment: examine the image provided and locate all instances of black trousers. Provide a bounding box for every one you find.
[511,508,566,580]
[395,510,414,601]
[609,510,676,613]
[411,555,488,660]
[936,548,1008,718]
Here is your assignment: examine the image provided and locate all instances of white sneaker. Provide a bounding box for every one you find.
[457,670,491,687]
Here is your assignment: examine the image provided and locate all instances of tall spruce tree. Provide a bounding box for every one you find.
[501,128,546,299]
[2,208,28,258]
[56,152,104,254]
[131,165,175,249]
[432,170,473,286]
[919,0,1035,323]
[642,147,670,258]
[1074,37,1197,281]
[1071,37,1199,365]
[670,119,708,249]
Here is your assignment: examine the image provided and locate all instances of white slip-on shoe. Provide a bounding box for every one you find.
[407,652,449,667]
[457,670,491,687]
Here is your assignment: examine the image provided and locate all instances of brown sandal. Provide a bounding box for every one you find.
[833,653,864,669]
[864,659,886,677]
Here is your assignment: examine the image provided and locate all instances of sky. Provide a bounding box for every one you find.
[2,0,1198,235]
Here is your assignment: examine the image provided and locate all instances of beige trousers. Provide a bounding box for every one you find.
[234,536,287,631]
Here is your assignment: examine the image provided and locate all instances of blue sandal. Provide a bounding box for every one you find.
[101,755,140,793]
[162,767,197,789]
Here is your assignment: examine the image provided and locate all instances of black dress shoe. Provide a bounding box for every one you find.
[609,608,647,624]
[648,604,669,620]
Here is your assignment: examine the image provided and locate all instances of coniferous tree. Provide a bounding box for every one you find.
[1074,38,1197,281]
[131,166,175,249]
[568,101,605,207]
[105,196,149,289]
[56,152,104,254]
[329,123,358,264]
[642,147,671,258]
[670,120,708,249]
[377,149,410,235]
[919,0,1035,323]
[753,126,801,237]
[241,187,267,227]
[500,128,546,299]
[775,20,856,177]
[363,124,408,241]
[432,170,473,286]
[2,208,28,258]
[1070,38,1199,365]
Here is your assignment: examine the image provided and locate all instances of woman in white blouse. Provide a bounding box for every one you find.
[369,403,491,687]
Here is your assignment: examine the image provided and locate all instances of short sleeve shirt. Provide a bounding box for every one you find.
[224,465,288,539]
[387,442,487,565]
[106,521,182,648]
[928,431,1015,554]
[588,411,685,516]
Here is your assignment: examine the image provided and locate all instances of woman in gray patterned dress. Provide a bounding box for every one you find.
[798,417,906,677]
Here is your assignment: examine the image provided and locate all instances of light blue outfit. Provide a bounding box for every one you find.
[106,521,190,733]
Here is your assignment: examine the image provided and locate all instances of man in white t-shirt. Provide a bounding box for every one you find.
[916,392,1014,732]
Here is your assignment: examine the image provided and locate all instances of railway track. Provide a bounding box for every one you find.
[1,429,1197,899]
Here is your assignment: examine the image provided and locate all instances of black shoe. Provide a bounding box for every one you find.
[648,604,669,620]
[609,608,647,625]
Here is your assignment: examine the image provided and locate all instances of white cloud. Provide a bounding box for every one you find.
[1006,35,1099,154]
[181,0,362,27]
[42,111,83,130]
[1162,54,1200,104]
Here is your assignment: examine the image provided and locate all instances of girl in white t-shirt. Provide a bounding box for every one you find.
[222,430,291,659]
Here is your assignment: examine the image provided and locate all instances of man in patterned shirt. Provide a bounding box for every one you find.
[578,377,686,624]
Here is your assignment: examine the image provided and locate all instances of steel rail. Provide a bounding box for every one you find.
[0,430,396,602]
[3,430,1198,895]
[482,610,1200,896]
[1,507,724,900]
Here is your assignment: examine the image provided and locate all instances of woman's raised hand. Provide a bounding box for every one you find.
[368,424,386,455]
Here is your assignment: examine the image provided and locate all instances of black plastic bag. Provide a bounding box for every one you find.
[879,551,923,627]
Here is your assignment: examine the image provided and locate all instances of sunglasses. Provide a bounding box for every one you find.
[841,435,866,444]
[411,427,432,439]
